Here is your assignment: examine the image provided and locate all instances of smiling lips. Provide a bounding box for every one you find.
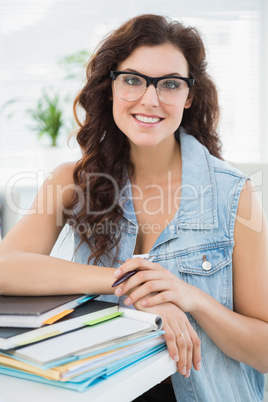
[134,114,163,124]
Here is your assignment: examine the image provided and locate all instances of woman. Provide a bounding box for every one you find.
[0,14,267,401]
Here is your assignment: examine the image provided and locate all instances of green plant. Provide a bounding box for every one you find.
[27,91,65,147]
[1,49,89,147]
[58,49,89,80]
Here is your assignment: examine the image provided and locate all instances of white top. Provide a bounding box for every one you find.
[133,253,150,259]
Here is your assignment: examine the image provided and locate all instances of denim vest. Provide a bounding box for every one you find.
[73,130,265,401]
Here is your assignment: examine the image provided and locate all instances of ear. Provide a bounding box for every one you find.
[184,95,193,109]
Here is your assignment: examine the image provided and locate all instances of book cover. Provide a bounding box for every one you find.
[0,294,96,328]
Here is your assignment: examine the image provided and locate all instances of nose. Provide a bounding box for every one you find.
[139,84,160,108]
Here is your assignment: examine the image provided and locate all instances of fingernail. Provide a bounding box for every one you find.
[124,297,131,305]
[114,269,121,278]
[114,288,122,296]
[181,366,186,375]
[141,300,148,306]
[186,369,191,378]
[173,354,179,362]
[197,362,201,371]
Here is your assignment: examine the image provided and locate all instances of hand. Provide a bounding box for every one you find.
[135,301,201,377]
[113,257,198,313]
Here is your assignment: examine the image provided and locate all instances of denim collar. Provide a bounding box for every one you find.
[178,128,218,230]
[119,128,218,231]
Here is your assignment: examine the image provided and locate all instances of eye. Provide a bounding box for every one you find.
[123,75,142,86]
[160,79,180,90]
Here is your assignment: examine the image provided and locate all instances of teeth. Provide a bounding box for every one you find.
[135,115,161,123]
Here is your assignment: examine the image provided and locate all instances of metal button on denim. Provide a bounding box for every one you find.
[202,260,212,271]
[202,255,212,271]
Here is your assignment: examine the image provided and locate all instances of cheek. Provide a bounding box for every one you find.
[112,98,120,122]
[171,106,185,125]
[112,98,128,132]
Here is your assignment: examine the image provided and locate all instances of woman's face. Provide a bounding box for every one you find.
[111,43,192,149]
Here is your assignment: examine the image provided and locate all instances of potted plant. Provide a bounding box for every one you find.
[27,91,65,147]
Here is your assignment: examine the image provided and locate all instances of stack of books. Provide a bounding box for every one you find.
[0,294,165,392]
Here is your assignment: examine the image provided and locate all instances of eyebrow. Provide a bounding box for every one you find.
[122,68,184,77]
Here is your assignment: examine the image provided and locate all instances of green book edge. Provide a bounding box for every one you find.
[84,311,123,326]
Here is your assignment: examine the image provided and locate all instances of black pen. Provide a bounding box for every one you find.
[112,255,154,288]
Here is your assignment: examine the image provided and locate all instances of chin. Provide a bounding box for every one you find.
[132,139,162,148]
[129,134,165,148]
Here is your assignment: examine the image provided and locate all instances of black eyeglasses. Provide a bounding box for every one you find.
[110,71,194,105]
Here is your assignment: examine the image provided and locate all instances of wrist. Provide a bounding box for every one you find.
[189,288,212,319]
[84,265,117,295]
[186,285,207,315]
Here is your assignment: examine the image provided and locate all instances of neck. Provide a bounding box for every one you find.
[129,135,181,186]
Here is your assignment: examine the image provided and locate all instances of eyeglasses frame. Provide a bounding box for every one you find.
[110,71,195,104]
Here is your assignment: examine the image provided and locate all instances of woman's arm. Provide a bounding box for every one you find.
[113,180,268,373]
[191,179,268,373]
[0,162,116,295]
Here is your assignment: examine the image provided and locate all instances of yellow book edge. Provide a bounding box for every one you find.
[0,354,60,381]
[0,347,123,382]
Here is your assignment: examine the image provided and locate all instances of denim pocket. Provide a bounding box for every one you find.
[177,244,232,307]
[178,245,231,276]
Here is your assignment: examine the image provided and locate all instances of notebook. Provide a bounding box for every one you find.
[6,308,163,368]
[0,299,119,350]
[0,294,95,328]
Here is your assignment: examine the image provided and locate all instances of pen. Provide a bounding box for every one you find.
[112,255,154,288]
[112,269,138,288]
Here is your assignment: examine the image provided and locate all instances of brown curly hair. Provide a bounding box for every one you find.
[64,14,221,265]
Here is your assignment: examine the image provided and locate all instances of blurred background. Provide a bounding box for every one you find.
[1,3,268,396]
[0,0,267,213]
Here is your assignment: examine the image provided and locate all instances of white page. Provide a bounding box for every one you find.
[11,317,154,365]
[119,307,163,329]
[62,336,165,379]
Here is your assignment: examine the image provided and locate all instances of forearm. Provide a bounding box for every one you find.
[190,289,268,373]
[111,258,268,372]
[0,252,116,296]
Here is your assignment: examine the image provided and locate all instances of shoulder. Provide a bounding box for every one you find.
[51,161,76,185]
[232,178,268,321]
[209,155,250,211]
[235,179,264,233]
[39,161,77,208]
[179,129,248,182]
[210,155,249,181]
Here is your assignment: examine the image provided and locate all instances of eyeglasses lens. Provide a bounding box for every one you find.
[114,73,189,105]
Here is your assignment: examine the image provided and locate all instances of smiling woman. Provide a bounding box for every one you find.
[110,44,194,149]
[0,1,263,164]
[0,13,267,402]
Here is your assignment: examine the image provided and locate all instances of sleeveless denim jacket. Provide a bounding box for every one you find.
[73,130,265,401]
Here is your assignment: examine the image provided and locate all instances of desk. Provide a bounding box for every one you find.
[0,350,177,402]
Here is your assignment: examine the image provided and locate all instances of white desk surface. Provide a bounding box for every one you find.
[0,350,177,402]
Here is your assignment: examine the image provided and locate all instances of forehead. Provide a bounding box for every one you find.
[117,44,189,76]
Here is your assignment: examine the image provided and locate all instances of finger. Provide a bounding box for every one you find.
[175,330,188,375]
[114,271,166,299]
[121,279,171,306]
[113,258,162,278]
[140,290,176,307]
[162,323,180,364]
[186,321,201,371]
[182,328,193,378]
